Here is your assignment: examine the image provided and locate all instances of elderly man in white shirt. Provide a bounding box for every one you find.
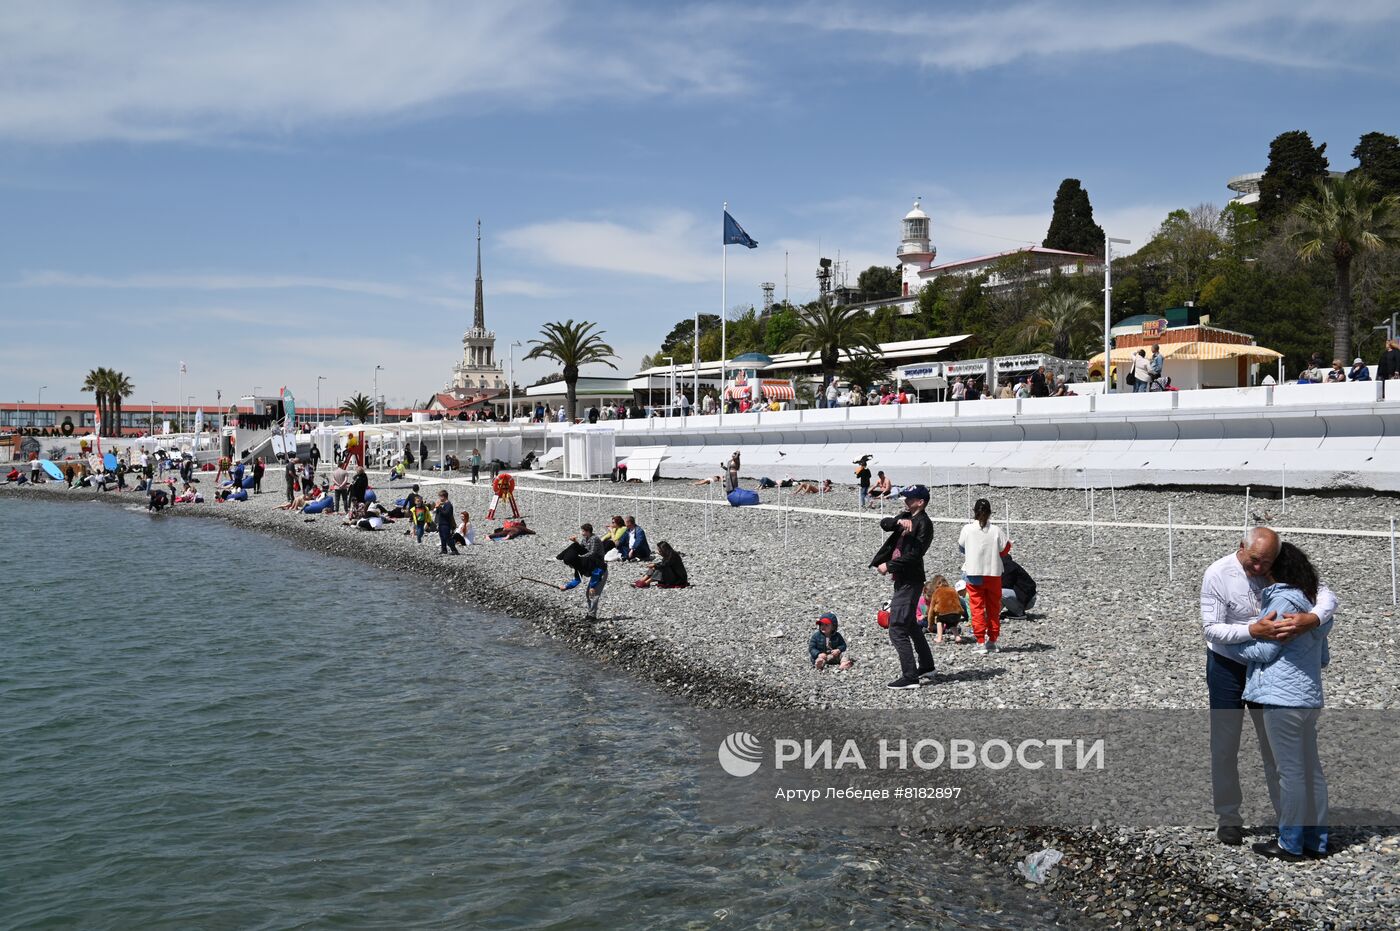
[1200,526,1338,847]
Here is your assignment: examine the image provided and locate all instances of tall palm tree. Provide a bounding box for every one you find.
[523,320,618,421]
[1016,292,1099,359]
[784,304,879,388]
[107,370,133,437]
[340,393,375,423]
[81,367,111,434]
[840,350,891,391]
[1289,174,1400,361]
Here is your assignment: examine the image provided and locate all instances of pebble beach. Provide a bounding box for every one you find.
[5,471,1398,930]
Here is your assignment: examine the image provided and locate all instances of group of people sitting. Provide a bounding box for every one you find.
[553,519,689,620]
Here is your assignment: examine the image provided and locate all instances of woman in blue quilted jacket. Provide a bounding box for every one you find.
[1215,542,1332,862]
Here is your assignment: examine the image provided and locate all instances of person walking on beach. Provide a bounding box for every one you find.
[419,440,429,470]
[869,485,936,690]
[253,457,265,495]
[284,457,298,503]
[435,491,458,555]
[470,448,481,484]
[231,457,245,492]
[958,498,1011,654]
[1211,541,1333,861]
[309,443,321,472]
[1200,526,1337,847]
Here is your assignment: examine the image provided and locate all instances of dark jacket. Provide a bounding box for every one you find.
[435,500,454,529]
[1000,556,1037,608]
[808,626,849,664]
[1379,347,1400,382]
[620,525,651,561]
[349,471,369,501]
[654,551,688,586]
[869,509,933,586]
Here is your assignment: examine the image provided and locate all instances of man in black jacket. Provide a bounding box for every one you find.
[869,485,936,689]
[1379,339,1400,382]
[1000,555,1038,617]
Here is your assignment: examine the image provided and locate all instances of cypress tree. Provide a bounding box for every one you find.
[1258,130,1328,225]
[1042,179,1105,255]
[1351,131,1400,197]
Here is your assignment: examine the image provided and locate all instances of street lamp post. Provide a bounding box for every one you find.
[374,365,384,424]
[509,340,523,421]
[316,375,326,425]
[1103,237,1131,393]
[188,396,195,435]
[36,386,45,429]
[150,401,156,435]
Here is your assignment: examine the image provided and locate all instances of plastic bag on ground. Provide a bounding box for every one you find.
[1016,848,1062,884]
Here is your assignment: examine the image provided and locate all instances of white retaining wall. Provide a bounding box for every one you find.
[370,384,1400,491]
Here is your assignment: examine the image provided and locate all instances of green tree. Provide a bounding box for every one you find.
[783,304,879,387]
[659,313,721,359]
[1351,131,1400,197]
[762,305,800,354]
[855,265,902,301]
[1288,174,1400,361]
[840,351,891,390]
[107,371,133,437]
[915,280,949,335]
[1043,179,1105,255]
[339,392,375,422]
[81,367,111,434]
[523,319,619,421]
[1016,292,1100,358]
[1258,130,1329,226]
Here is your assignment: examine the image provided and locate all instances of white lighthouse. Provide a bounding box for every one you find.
[896,198,936,297]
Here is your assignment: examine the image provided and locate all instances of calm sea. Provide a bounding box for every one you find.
[0,497,1069,929]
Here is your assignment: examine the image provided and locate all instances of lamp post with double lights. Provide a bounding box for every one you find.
[374,365,384,424]
[1103,237,1131,393]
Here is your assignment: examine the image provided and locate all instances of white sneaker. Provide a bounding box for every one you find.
[974,643,989,655]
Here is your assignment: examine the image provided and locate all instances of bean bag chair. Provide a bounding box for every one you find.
[303,497,334,514]
[395,498,408,507]
[231,489,248,501]
[221,479,233,487]
[363,490,377,503]
[241,476,256,489]
[727,489,760,507]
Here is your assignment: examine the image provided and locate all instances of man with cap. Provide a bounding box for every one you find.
[869,484,936,689]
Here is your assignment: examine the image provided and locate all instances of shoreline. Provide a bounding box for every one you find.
[6,478,1396,929]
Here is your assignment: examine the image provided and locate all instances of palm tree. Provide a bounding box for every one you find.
[523,320,618,421]
[784,304,879,388]
[81,367,110,434]
[1017,292,1099,359]
[840,350,891,391]
[340,393,375,423]
[1289,175,1400,361]
[107,370,133,437]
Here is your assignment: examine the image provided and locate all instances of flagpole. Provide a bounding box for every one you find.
[721,201,727,417]
[692,306,699,412]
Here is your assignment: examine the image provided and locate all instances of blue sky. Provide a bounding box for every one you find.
[3,0,1398,409]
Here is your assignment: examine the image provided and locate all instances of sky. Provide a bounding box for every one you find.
[2,0,1399,410]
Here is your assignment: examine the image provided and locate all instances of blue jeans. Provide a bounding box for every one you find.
[1255,706,1328,855]
[1133,380,1149,392]
[414,522,425,543]
[1206,650,1278,827]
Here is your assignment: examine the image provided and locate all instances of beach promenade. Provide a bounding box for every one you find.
[4,474,1397,929]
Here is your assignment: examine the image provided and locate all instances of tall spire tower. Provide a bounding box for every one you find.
[444,218,506,397]
[473,217,485,330]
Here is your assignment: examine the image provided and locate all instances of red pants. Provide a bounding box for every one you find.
[967,580,1002,644]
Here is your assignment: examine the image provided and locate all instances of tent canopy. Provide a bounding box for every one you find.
[1089,342,1282,367]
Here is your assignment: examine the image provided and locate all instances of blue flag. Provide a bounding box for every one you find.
[723,210,758,249]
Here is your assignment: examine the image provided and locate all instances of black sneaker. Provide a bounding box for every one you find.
[1252,839,1306,862]
[1304,848,1328,861]
[886,676,921,690]
[1216,825,1245,846]
[915,666,937,683]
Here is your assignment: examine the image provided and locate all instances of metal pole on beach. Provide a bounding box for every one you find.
[1391,516,1397,606]
[1168,503,1175,582]
[1244,486,1251,535]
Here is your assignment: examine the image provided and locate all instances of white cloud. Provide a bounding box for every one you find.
[15,270,470,310]
[775,0,1400,72]
[0,1,744,143]
[500,213,714,284]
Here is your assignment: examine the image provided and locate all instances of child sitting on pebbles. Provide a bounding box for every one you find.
[809,612,854,671]
[919,575,970,644]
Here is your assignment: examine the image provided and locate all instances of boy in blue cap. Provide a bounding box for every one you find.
[809,612,854,670]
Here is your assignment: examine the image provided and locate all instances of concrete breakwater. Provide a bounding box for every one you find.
[4,476,1397,929]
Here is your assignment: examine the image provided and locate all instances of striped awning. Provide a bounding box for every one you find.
[761,383,795,401]
[724,386,750,399]
[1089,342,1282,368]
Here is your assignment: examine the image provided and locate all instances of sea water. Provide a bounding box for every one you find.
[0,497,1070,929]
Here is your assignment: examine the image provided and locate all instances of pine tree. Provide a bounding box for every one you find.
[1351,131,1400,197]
[1042,179,1105,256]
[1258,130,1329,225]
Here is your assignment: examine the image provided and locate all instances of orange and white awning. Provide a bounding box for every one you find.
[724,386,750,399]
[761,383,795,401]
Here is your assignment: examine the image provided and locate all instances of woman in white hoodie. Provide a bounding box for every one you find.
[958,498,1011,654]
